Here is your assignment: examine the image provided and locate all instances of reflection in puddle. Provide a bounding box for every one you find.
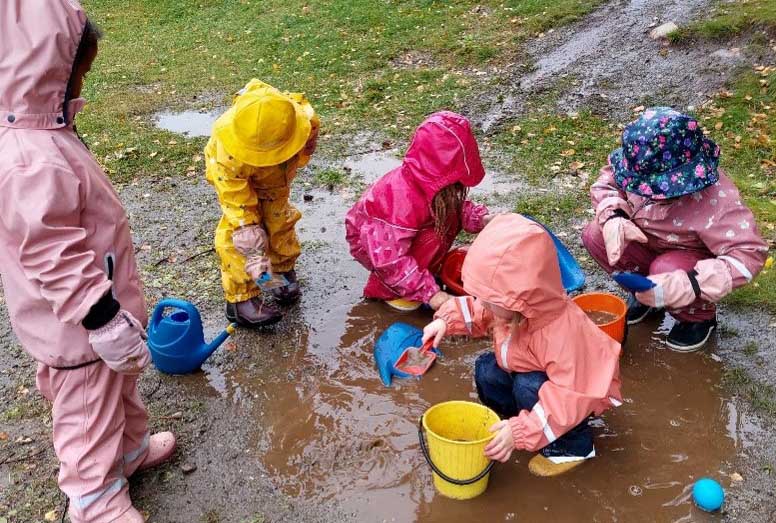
[154,109,225,137]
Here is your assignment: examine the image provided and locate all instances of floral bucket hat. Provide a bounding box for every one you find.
[610,107,720,199]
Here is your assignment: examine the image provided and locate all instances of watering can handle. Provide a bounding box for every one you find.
[417,416,495,486]
[150,298,202,329]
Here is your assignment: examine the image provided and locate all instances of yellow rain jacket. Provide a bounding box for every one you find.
[205,80,319,302]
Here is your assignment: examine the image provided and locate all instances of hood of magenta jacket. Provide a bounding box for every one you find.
[0,0,86,129]
[358,111,486,229]
[0,0,147,368]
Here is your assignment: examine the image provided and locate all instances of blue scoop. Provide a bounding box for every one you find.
[612,271,656,293]
[374,322,441,387]
[522,215,586,293]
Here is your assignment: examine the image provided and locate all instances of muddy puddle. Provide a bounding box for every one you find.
[196,300,754,522]
[154,108,225,137]
[168,185,754,522]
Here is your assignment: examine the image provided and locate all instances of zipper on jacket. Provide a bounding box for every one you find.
[500,335,511,369]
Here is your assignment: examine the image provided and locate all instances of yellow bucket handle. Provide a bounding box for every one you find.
[418,416,495,486]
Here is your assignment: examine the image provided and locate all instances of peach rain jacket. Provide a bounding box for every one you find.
[435,215,623,452]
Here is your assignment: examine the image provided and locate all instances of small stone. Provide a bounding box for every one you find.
[650,22,679,40]
[181,463,197,474]
[303,194,314,202]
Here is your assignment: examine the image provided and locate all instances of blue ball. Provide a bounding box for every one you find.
[693,478,725,512]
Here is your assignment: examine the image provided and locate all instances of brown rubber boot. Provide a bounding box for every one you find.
[226,297,283,327]
[270,270,301,305]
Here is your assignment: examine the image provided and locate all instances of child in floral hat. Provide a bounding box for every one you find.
[205,79,319,328]
[582,107,768,351]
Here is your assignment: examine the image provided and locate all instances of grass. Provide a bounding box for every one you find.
[697,67,776,310]
[724,366,776,417]
[671,0,776,41]
[78,0,607,182]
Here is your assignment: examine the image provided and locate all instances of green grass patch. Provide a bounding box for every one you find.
[313,167,349,187]
[493,110,618,185]
[723,366,776,417]
[76,0,608,181]
[696,67,776,310]
[671,0,776,41]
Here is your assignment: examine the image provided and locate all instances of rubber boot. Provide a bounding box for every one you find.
[270,269,301,305]
[138,432,177,472]
[528,454,586,477]
[385,298,422,312]
[226,297,283,327]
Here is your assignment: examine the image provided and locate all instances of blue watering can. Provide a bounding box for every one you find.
[147,299,236,374]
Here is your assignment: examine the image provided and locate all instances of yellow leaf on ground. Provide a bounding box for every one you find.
[714,121,723,130]
[44,510,57,521]
[560,149,576,157]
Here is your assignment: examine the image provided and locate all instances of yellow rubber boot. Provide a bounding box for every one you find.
[528,454,586,477]
[386,298,422,312]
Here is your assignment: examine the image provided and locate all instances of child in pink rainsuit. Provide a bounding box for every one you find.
[0,2,175,522]
[423,214,622,477]
[345,111,491,312]
[582,107,768,351]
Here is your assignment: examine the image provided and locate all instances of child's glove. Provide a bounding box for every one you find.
[634,270,700,309]
[233,225,272,281]
[88,310,150,375]
[602,216,648,265]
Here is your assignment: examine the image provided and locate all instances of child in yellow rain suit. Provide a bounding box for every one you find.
[205,80,319,327]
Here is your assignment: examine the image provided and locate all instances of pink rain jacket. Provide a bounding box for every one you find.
[345,111,488,303]
[592,166,768,302]
[0,0,146,368]
[435,214,622,452]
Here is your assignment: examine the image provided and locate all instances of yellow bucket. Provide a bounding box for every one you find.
[418,401,501,500]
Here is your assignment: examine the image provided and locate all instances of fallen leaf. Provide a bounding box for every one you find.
[714,121,723,130]
[44,510,57,521]
[569,161,586,171]
[149,151,158,158]
[731,472,744,482]
[0,432,8,441]
[632,105,645,112]
[560,149,576,157]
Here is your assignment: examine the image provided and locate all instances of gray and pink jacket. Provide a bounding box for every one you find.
[592,165,769,302]
[345,112,489,303]
[0,0,146,368]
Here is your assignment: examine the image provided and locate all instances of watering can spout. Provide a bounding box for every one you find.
[202,324,237,360]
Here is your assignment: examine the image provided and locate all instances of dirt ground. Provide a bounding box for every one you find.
[2,0,776,522]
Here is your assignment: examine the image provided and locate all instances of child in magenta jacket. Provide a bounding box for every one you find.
[0,2,174,521]
[582,107,768,351]
[345,111,491,311]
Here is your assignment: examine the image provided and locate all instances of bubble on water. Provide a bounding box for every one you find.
[629,485,643,496]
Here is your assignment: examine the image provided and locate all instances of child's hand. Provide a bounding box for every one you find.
[428,290,452,311]
[422,319,447,347]
[484,420,515,462]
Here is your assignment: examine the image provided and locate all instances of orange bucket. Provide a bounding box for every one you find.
[572,292,627,343]
[440,248,468,296]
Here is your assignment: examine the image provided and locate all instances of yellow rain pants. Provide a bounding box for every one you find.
[205,137,311,303]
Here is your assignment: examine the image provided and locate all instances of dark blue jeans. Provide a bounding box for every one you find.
[474,352,593,458]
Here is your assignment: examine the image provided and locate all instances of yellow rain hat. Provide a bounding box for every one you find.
[214,82,313,167]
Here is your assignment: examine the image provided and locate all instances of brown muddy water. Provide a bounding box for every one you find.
[195,302,752,523]
[153,117,754,521]
[185,186,750,522]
